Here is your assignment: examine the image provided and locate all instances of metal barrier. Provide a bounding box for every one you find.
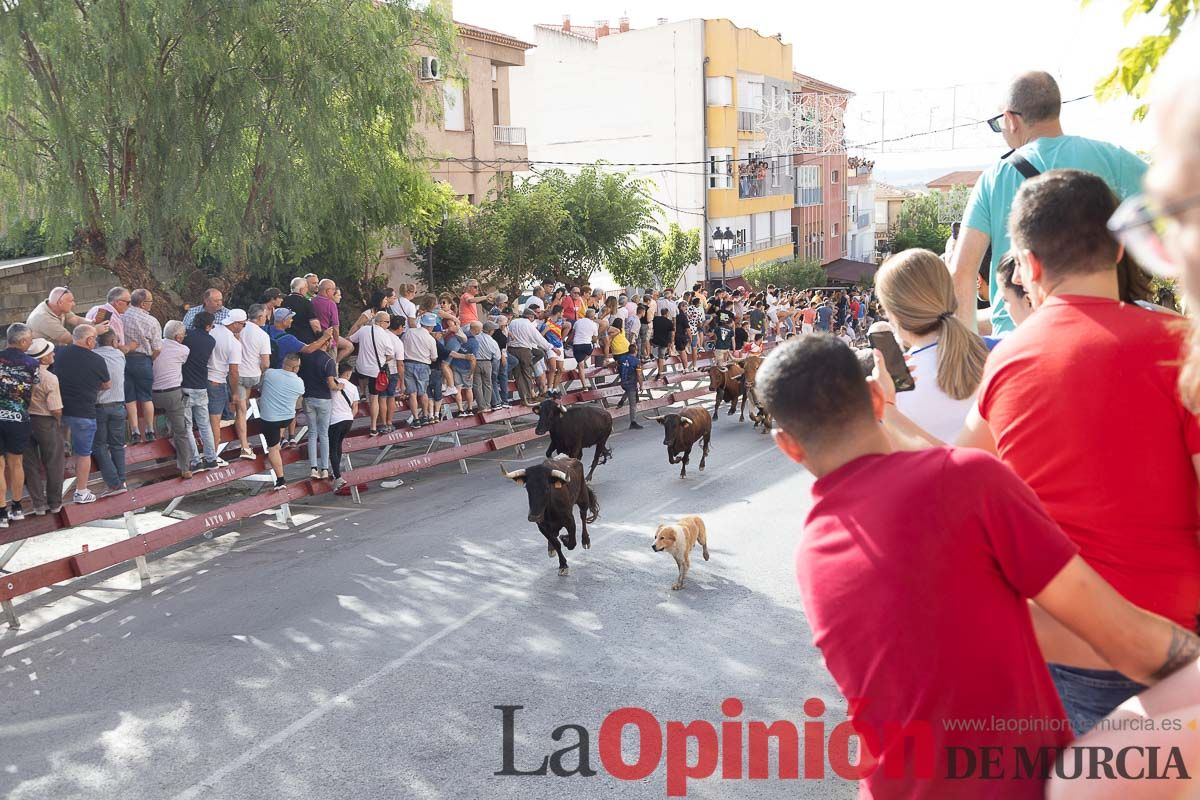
[0,352,735,627]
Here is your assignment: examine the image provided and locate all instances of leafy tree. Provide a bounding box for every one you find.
[1087,0,1198,118]
[0,0,457,316]
[606,223,700,290]
[889,192,951,254]
[743,259,827,290]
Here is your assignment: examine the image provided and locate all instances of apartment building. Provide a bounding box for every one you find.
[511,16,850,289]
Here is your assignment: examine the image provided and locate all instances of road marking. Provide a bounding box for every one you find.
[724,444,778,472]
[173,524,631,800]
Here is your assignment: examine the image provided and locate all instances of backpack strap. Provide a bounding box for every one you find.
[1006,150,1041,180]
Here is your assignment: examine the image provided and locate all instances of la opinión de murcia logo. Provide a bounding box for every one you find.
[494,700,1191,797]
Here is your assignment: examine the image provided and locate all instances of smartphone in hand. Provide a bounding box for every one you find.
[868,331,915,393]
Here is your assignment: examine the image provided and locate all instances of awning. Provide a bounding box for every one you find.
[823,258,879,284]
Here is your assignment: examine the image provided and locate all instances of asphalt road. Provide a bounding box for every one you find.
[0,402,856,800]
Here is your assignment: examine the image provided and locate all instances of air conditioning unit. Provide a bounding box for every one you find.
[420,56,441,81]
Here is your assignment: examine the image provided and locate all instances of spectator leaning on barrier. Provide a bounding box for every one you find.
[757,334,1200,800]
[181,312,220,472]
[0,323,38,525]
[57,324,110,505]
[282,277,320,344]
[182,288,229,329]
[235,305,272,460]
[883,170,1200,734]
[299,339,338,481]
[121,289,161,443]
[152,320,194,480]
[22,338,62,516]
[328,361,360,491]
[258,352,305,490]
[951,70,1148,335]
[93,330,129,497]
[27,286,99,346]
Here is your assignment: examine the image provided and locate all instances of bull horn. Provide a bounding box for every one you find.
[680,416,692,426]
[550,469,568,482]
[500,462,527,480]
[719,366,728,373]
[646,414,665,421]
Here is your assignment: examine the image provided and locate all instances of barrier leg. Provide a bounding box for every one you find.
[2,599,17,629]
[0,539,27,571]
[124,511,151,586]
[505,420,525,456]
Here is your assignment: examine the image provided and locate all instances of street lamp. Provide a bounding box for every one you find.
[712,227,734,289]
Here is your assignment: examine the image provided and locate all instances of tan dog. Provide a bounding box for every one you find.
[651,515,709,590]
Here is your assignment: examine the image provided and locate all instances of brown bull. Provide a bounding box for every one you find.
[650,407,713,478]
[737,355,772,433]
[708,363,745,421]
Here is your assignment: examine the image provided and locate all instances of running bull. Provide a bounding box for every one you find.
[649,407,713,479]
[502,456,600,576]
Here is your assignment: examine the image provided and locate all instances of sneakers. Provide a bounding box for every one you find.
[201,458,222,471]
[49,503,63,514]
[457,410,474,418]
[238,447,256,460]
[99,485,128,499]
[273,476,287,491]
[319,469,331,480]
[9,501,24,521]
[334,477,348,491]
[629,421,644,430]
[0,515,7,529]
[190,461,206,473]
[410,418,424,429]
[74,489,97,504]
[32,506,47,517]
[368,429,379,437]
[129,431,142,445]
[180,469,194,480]
[145,430,156,442]
[310,467,321,480]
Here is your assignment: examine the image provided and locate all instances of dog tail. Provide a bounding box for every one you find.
[584,483,600,523]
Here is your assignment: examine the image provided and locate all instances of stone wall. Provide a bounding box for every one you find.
[0,253,113,327]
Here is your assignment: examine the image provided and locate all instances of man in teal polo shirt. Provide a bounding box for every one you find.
[950,71,1147,335]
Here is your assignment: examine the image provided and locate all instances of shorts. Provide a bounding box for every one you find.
[428,366,444,402]
[382,372,399,398]
[0,419,32,455]
[452,369,472,390]
[404,362,431,396]
[63,416,98,457]
[364,371,387,397]
[207,381,231,416]
[652,344,671,360]
[533,359,546,378]
[238,375,261,401]
[674,335,689,351]
[689,334,700,349]
[124,353,154,403]
[260,418,293,449]
[572,343,594,362]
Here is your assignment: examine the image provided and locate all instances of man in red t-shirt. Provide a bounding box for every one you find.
[758,335,1200,799]
[883,170,1200,733]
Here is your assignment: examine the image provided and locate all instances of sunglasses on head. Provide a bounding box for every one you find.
[986,110,1021,133]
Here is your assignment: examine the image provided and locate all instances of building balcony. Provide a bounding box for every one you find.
[726,233,792,259]
[493,125,526,146]
[738,176,790,199]
[857,212,871,229]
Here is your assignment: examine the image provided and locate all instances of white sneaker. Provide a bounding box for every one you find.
[309,467,321,480]
[74,490,97,505]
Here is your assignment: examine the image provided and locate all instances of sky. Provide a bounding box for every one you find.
[450,0,1184,186]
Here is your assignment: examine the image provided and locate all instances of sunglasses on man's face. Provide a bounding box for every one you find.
[986,110,1021,133]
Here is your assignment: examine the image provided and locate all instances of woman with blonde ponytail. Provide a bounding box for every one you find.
[875,249,993,443]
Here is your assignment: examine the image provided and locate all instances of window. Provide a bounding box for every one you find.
[737,79,764,111]
[831,169,840,184]
[707,147,733,189]
[796,165,821,207]
[443,82,466,131]
[771,156,781,188]
[833,222,840,237]
[492,88,500,126]
[706,76,733,107]
[491,64,498,82]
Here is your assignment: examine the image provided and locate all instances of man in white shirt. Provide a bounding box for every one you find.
[152,320,194,478]
[236,304,272,459]
[390,283,419,327]
[570,308,601,390]
[523,286,546,316]
[506,307,555,406]
[401,313,439,426]
[208,308,245,454]
[348,311,396,435]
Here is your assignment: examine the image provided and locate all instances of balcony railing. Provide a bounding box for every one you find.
[737,109,761,132]
[739,176,766,198]
[772,233,791,248]
[493,125,526,145]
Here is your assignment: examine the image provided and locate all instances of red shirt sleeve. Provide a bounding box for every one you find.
[1184,410,1200,457]
[941,448,1079,598]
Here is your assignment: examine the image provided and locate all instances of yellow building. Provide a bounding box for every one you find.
[703,20,796,280]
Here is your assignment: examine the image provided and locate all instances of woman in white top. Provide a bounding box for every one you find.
[875,248,990,444]
[328,361,361,491]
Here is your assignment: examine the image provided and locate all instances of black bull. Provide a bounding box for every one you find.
[650,407,713,479]
[534,400,613,480]
[502,457,600,576]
